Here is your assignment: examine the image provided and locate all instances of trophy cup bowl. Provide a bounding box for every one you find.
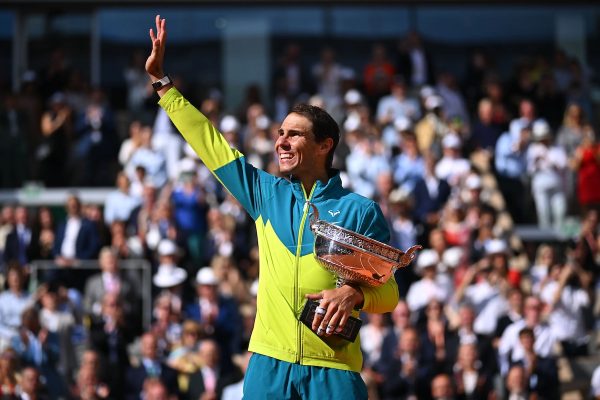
[309,203,421,288]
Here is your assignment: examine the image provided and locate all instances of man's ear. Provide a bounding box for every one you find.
[319,138,334,155]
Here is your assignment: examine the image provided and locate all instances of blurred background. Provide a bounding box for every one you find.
[0,1,600,399]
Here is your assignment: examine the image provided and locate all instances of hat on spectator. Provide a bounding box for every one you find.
[153,265,188,288]
[424,95,443,111]
[178,158,197,176]
[416,249,439,273]
[255,115,271,130]
[532,119,552,141]
[157,239,179,257]
[220,115,239,133]
[344,89,362,106]
[393,116,413,133]
[420,85,436,99]
[442,247,464,271]
[442,133,462,149]
[343,113,361,132]
[389,187,411,204]
[196,267,219,286]
[465,174,482,190]
[484,238,509,256]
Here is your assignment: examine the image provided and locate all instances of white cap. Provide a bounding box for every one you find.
[178,158,196,175]
[442,133,462,149]
[343,113,361,132]
[425,95,443,110]
[484,239,508,256]
[442,247,464,269]
[389,187,411,203]
[255,115,270,130]
[250,279,259,297]
[344,89,362,105]
[196,267,219,285]
[465,174,482,190]
[220,115,239,133]
[157,239,178,256]
[532,119,551,141]
[153,265,188,288]
[416,249,439,272]
[420,85,435,99]
[393,116,413,132]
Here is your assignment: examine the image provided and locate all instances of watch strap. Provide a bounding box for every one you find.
[152,75,173,91]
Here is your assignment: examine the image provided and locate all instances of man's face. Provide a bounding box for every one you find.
[275,113,327,178]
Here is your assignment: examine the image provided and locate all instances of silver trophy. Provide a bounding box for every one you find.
[309,203,421,287]
[299,203,421,342]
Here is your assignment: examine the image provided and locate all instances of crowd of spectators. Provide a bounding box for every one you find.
[0,31,600,399]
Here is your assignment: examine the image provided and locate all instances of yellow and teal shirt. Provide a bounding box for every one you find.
[159,88,399,372]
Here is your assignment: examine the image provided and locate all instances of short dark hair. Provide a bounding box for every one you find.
[290,103,340,170]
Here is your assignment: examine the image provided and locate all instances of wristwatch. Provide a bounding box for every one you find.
[152,75,173,91]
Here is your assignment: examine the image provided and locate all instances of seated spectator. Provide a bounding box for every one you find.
[103,171,141,227]
[125,332,179,400]
[186,339,241,400]
[430,373,456,400]
[539,263,590,357]
[83,247,140,321]
[19,366,47,400]
[406,250,449,313]
[150,294,182,357]
[142,378,170,400]
[0,265,34,349]
[0,348,20,397]
[125,124,168,189]
[452,343,494,399]
[166,320,203,382]
[504,365,530,400]
[152,240,188,317]
[498,296,557,376]
[435,133,471,187]
[184,268,241,362]
[360,313,390,369]
[52,195,100,289]
[3,206,33,267]
[345,135,390,199]
[11,308,64,399]
[28,206,56,262]
[88,293,134,397]
[510,327,559,400]
[452,304,496,374]
[391,131,424,193]
[74,363,111,400]
[469,98,503,153]
[376,77,420,132]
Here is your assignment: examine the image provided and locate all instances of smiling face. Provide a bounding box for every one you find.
[275,112,331,183]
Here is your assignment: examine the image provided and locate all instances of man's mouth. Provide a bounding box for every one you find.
[279,153,294,160]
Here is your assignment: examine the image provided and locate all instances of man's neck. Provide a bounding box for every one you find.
[299,170,330,195]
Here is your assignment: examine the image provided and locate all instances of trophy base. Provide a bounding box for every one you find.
[299,299,362,342]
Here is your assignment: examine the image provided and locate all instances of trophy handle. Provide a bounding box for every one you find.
[398,245,422,268]
[308,202,320,229]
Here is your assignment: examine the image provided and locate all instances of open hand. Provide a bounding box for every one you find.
[146,15,167,81]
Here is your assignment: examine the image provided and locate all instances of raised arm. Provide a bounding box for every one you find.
[146,15,173,97]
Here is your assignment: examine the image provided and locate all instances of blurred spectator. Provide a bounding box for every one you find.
[83,247,140,320]
[221,350,251,400]
[11,308,64,399]
[495,288,524,341]
[379,300,412,366]
[170,162,209,266]
[311,47,344,121]
[436,71,469,128]
[126,124,168,189]
[376,77,420,134]
[124,50,153,119]
[510,327,559,400]
[0,348,20,397]
[74,363,110,400]
[539,263,590,357]
[0,93,29,188]
[526,119,568,229]
[435,133,471,187]
[73,87,118,186]
[570,127,600,215]
[495,120,530,224]
[430,373,455,400]
[0,266,34,350]
[452,342,494,400]
[141,378,170,400]
[392,131,424,193]
[185,268,241,361]
[186,339,240,400]
[498,296,557,376]
[37,92,71,188]
[395,31,435,88]
[166,320,202,378]
[415,95,450,156]
[29,207,56,262]
[119,120,144,168]
[504,365,530,400]
[406,249,449,313]
[387,189,418,294]
[359,313,390,369]
[103,172,141,227]
[53,195,100,287]
[145,202,178,253]
[152,240,187,317]
[469,98,504,153]
[0,206,15,263]
[125,332,178,400]
[150,294,182,357]
[273,43,311,121]
[3,206,32,267]
[19,366,46,400]
[346,136,390,199]
[363,43,396,110]
[88,293,134,397]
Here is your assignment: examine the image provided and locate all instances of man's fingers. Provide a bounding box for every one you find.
[324,312,343,336]
[149,28,156,42]
[335,313,349,334]
[318,305,338,336]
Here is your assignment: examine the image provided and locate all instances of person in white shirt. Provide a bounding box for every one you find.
[526,119,568,229]
[498,296,557,376]
[406,249,450,313]
[539,262,590,356]
[103,171,142,226]
[376,78,421,130]
[435,133,471,187]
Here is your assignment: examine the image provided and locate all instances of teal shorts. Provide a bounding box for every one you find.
[242,353,367,399]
